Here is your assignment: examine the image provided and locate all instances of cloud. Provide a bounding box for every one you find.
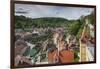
[15,4,94,20]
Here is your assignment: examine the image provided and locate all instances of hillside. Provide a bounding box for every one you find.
[15,15,83,37]
[15,16,70,29]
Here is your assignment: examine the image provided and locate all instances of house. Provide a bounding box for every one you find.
[79,19,95,62]
[48,28,74,63]
[32,30,40,36]
[15,40,28,56]
[59,50,74,63]
[48,50,74,63]
[15,40,33,66]
[48,50,58,63]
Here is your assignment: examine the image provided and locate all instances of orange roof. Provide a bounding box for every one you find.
[59,50,74,63]
[48,50,58,63]
[48,50,74,63]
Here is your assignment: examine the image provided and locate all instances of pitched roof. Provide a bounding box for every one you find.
[48,50,74,63]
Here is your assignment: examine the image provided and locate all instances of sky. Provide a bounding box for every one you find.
[15,4,94,20]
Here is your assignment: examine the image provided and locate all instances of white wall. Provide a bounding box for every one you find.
[0,0,100,69]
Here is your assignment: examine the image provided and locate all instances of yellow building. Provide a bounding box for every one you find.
[79,19,90,62]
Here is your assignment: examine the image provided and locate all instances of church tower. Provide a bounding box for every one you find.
[79,19,89,62]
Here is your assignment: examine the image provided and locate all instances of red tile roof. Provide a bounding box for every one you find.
[48,50,74,63]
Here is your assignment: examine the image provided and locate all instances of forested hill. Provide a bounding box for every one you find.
[15,15,70,29]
